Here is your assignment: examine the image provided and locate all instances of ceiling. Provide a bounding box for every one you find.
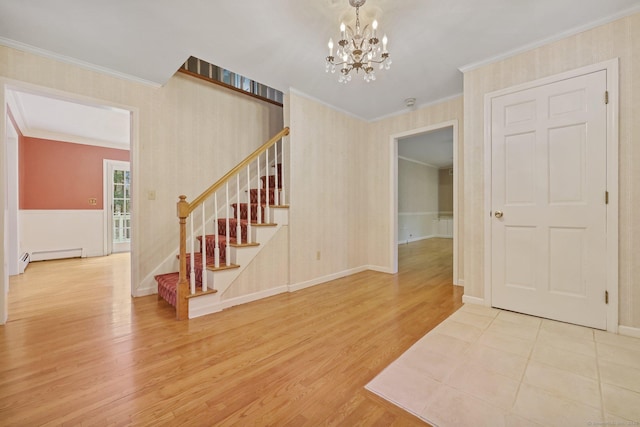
[1,0,639,121]
[398,127,453,168]
[7,89,131,150]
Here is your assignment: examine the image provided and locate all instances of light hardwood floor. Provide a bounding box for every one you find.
[1,239,461,426]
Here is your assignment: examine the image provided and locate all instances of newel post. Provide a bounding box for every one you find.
[176,195,190,320]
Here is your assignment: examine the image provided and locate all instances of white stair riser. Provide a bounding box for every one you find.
[188,210,288,318]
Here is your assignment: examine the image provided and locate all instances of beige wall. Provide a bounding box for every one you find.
[463,13,640,328]
[367,97,464,278]
[287,92,369,285]
[0,45,283,298]
[398,158,438,242]
[438,167,454,215]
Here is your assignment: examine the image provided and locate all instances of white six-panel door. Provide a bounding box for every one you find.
[491,70,608,329]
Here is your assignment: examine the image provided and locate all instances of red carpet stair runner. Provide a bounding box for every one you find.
[154,166,283,308]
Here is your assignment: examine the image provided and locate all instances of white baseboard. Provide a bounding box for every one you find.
[398,235,435,245]
[462,295,485,305]
[219,285,289,311]
[289,266,370,292]
[134,284,157,297]
[618,325,640,339]
[366,265,394,274]
[454,279,464,287]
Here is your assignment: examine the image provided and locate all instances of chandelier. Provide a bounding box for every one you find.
[325,0,391,83]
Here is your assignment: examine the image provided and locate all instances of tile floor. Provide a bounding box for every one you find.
[366,304,640,427]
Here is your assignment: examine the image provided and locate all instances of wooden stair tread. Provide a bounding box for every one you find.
[206,263,240,272]
[230,242,260,248]
[185,288,218,299]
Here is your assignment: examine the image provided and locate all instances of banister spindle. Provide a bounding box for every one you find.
[201,203,207,291]
[189,214,195,294]
[281,138,286,205]
[257,155,262,224]
[236,174,242,244]
[225,182,231,266]
[214,193,220,268]
[247,164,252,243]
[275,141,280,206]
[266,146,271,223]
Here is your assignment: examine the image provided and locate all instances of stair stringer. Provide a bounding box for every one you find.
[188,207,289,318]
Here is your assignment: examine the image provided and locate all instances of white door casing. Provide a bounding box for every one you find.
[103,160,131,254]
[484,60,618,331]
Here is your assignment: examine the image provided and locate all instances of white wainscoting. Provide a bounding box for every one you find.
[432,216,454,238]
[398,212,438,243]
[20,210,105,260]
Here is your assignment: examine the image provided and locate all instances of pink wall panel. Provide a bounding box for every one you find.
[20,137,129,210]
[6,109,27,207]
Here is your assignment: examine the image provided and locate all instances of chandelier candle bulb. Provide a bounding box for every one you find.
[324,0,391,83]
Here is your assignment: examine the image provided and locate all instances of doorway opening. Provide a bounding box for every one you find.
[390,121,459,285]
[2,83,135,323]
[104,160,131,254]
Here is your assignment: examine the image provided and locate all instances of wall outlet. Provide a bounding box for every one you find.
[316,251,321,260]
[147,190,156,200]
[88,198,97,205]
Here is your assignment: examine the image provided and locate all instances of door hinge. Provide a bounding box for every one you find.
[605,290,609,304]
[605,191,609,204]
[605,91,609,104]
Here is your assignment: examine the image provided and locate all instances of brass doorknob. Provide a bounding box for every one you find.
[494,211,504,218]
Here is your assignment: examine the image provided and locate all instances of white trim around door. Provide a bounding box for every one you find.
[483,59,619,332]
[389,120,460,285]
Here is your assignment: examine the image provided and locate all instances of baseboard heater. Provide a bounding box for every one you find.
[30,248,83,262]
[19,252,30,273]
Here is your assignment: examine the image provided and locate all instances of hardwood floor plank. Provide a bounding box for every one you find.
[1,239,461,425]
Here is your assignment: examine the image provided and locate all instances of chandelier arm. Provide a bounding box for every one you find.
[325,0,390,83]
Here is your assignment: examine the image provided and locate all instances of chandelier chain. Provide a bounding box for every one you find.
[324,0,392,83]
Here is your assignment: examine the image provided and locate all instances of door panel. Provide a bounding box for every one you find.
[491,70,607,329]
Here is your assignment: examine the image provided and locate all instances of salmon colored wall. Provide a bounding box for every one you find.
[20,137,129,210]
[6,108,26,206]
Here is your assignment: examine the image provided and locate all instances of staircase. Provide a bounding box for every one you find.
[154,128,290,319]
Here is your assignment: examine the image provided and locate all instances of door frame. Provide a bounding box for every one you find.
[0,79,139,323]
[483,59,619,332]
[389,119,460,285]
[5,111,19,276]
[103,159,131,255]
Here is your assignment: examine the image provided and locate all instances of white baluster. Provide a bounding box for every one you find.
[214,193,220,268]
[247,164,252,243]
[266,146,271,223]
[225,182,230,266]
[189,215,195,294]
[201,203,207,291]
[275,140,280,206]
[236,174,242,244]
[280,138,286,206]
[257,155,262,224]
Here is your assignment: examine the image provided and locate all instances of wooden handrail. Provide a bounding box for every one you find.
[174,127,289,320]
[185,127,290,214]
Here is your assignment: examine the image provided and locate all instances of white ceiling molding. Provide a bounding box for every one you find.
[398,155,439,169]
[370,92,464,123]
[459,3,640,73]
[18,128,130,151]
[2,1,639,119]
[0,37,162,88]
[6,89,131,150]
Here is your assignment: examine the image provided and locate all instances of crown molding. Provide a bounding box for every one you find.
[459,5,640,73]
[0,37,162,88]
